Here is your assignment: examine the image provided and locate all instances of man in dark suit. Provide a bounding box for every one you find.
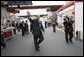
[63,16,74,44]
[68,16,74,43]
[45,21,47,28]
[24,20,29,35]
[63,18,69,43]
[12,21,16,34]
[52,20,56,32]
[20,21,25,36]
[27,11,44,51]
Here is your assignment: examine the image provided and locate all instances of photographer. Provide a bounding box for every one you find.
[63,16,74,44]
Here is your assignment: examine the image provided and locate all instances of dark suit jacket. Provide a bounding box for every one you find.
[20,23,25,31]
[68,20,74,32]
[63,20,74,32]
[24,23,28,31]
[12,23,16,27]
[28,17,44,35]
[63,21,69,32]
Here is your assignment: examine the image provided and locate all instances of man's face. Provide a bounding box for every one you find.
[36,15,40,20]
[27,11,30,16]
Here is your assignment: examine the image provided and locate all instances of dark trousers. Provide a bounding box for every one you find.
[17,28,20,32]
[53,25,56,32]
[22,29,25,36]
[65,31,73,43]
[13,29,16,34]
[33,34,44,49]
[25,28,29,34]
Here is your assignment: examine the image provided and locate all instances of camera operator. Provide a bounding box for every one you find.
[63,16,74,44]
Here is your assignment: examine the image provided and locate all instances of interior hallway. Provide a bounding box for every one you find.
[1,27,83,56]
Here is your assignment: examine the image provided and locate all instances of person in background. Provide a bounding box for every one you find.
[12,21,16,34]
[68,16,74,43]
[20,21,25,36]
[27,11,44,51]
[52,20,56,32]
[16,22,19,32]
[24,20,29,35]
[45,21,47,28]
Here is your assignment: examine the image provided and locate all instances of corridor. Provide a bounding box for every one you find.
[1,27,83,56]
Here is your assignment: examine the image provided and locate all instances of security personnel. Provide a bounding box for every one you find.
[63,16,74,44]
[52,20,56,32]
[27,11,44,51]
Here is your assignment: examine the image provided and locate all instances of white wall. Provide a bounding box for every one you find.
[75,2,83,40]
[58,5,74,15]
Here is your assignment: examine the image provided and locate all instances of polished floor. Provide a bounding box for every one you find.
[1,27,83,56]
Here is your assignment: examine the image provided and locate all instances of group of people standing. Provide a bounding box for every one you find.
[20,20,29,36]
[11,20,29,36]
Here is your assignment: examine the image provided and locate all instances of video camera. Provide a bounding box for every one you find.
[64,16,69,21]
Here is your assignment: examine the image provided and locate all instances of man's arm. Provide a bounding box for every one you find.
[27,11,34,23]
[28,17,34,23]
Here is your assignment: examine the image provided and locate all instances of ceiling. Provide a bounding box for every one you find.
[1,1,63,18]
[1,1,32,6]
[6,5,63,13]
[1,1,63,13]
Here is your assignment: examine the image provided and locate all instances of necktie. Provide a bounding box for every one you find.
[39,21,41,28]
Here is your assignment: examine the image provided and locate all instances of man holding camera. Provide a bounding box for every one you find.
[63,16,74,44]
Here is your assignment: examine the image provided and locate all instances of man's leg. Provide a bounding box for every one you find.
[69,32,73,43]
[65,31,69,43]
[37,34,44,46]
[33,35,39,51]
[22,30,24,36]
[27,28,29,34]
[13,29,15,34]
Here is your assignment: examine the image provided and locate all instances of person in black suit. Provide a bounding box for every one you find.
[27,11,44,51]
[20,21,25,36]
[68,16,74,43]
[12,21,16,34]
[63,16,74,44]
[45,21,47,28]
[52,20,56,32]
[30,21,33,32]
[24,20,29,35]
